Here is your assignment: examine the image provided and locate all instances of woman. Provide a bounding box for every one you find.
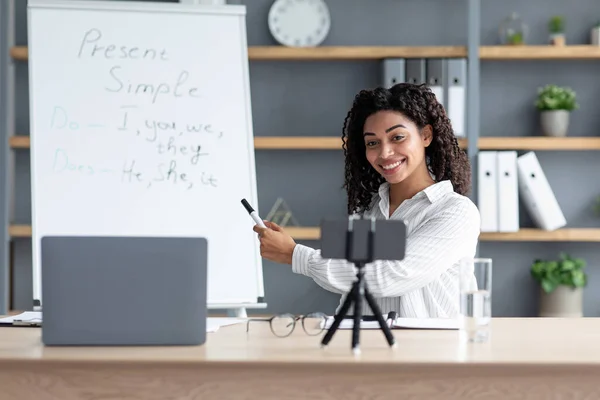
[253,83,480,318]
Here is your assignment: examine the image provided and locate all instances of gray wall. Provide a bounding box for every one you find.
[6,0,600,317]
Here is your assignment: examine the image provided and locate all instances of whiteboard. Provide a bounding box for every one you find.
[27,0,264,307]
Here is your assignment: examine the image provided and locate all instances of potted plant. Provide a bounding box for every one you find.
[592,20,600,45]
[507,31,524,45]
[534,84,578,137]
[530,253,587,318]
[549,16,566,45]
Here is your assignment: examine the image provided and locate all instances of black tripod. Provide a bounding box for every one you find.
[320,217,396,354]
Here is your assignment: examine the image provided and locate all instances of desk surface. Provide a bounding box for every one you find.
[0,317,599,366]
[2,318,600,399]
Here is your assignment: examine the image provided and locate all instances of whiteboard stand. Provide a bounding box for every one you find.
[209,301,267,318]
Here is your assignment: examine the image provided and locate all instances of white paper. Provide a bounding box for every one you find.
[206,317,245,333]
[0,312,245,332]
[323,316,459,330]
[0,311,42,324]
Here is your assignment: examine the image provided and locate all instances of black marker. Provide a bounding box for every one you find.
[241,199,267,228]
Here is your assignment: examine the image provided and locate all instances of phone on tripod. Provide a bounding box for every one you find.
[317,216,407,354]
[320,218,407,262]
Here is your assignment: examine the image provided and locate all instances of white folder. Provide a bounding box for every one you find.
[496,151,519,232]
[447,58,466,137]
[477,151,498,232]
[516,152,567,231]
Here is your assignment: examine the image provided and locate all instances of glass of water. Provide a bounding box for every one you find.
[459,257,492,343]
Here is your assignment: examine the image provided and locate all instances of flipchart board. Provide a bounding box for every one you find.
[26,0,265,308]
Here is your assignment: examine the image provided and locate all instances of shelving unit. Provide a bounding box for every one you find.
[2,0,600,314]
[7,223,600,243]
[9,44,600,61]
[284,227,600,242]
[10,136,600,151]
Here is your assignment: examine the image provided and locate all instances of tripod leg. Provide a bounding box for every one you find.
[352,279,363,355]
[320,282,357,348]
[364,287,396,347]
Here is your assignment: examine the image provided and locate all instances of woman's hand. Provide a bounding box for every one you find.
[253,221,297,265]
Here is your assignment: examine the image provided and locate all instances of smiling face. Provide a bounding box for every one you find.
[363,110,432,185]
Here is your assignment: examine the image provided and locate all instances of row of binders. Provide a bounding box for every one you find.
[382,58,466,137]
[478,151,567,232]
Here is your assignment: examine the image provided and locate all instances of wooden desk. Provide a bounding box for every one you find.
[1,318,600,399]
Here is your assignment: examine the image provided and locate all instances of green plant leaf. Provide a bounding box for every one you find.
[561,259,575,270]
[548,15,564,33]
[542,279,557,293]
[594,196,600,216]
[535,84,578,111]
[530,252,588,292]
[572,270,586,287]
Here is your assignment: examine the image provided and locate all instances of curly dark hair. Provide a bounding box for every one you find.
[341,82,471,215]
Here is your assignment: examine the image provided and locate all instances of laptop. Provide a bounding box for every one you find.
[40,236,208,346]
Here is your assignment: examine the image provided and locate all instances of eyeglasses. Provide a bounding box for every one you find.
[246,312,327,338]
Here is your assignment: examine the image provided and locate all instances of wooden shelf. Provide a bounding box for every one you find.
[8,135,463,150]
[254,137,342,149]
[255,137,469,149]
[480,45,600,60]
[9,46,467,61]
[11,135,600,151]
[479,137,600,150]
[10,225,599,242]
[479,228,600,242]
[12,45,600,61]
[6,224,323,241]
[248,46,467,60]
[287,227,600,242]
[8,136,30,149]
[8,225,31,238]
[282,227,321,241]
[10,135,343,150]
[9,46,27,61]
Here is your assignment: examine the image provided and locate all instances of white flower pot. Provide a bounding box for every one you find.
[539,286,583,318]
[592,27,600,46]
[540,110,570,137]
[550,33,565,46]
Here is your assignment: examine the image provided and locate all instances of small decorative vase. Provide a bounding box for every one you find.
[592,26,600,46]
[539,286,583,317]
[550,33,566,46]
[540,110,569,137]
[499,12,528,45]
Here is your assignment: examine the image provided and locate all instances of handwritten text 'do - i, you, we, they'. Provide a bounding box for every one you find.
[76,28,203,104]
[49,105,224,143]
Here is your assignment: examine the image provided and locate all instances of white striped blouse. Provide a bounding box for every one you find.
[291,180,481,318]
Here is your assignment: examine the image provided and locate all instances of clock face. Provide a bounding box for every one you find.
[268,0,331,47]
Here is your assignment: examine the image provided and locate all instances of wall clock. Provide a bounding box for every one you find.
[268,0,331,47]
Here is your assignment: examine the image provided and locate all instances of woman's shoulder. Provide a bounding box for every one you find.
[436,189,481,226]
